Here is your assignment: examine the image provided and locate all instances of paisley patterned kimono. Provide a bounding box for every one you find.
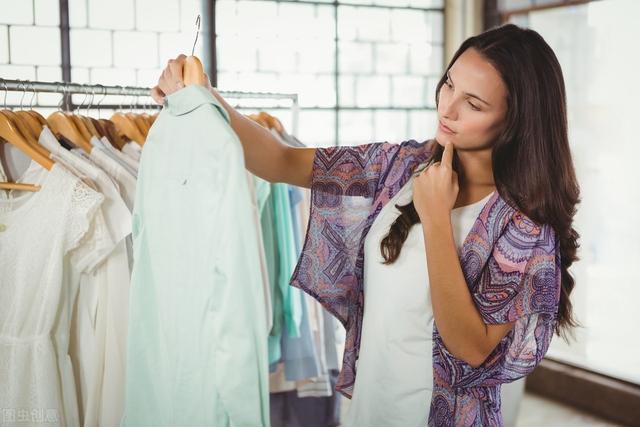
[290,139,561,426]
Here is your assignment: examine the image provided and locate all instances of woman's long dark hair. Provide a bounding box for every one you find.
[380,23,580,339]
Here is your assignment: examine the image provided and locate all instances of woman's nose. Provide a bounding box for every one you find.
[440,98,458,121]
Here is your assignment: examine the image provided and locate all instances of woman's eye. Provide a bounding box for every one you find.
[468,102,480,111]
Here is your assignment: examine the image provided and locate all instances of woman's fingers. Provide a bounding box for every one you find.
[167,55,186,87]
[151,86,165,105]
[157,54,187,97]
[441,142,454,167]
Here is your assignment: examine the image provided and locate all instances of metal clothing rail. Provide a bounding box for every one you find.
[0,78,300,135]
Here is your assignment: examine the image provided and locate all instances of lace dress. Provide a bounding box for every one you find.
[0,162,104,427]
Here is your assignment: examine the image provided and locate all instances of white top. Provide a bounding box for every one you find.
[121,141,142,161]
[346,176,494,427]
[37,126,132,427]
[0,162,107,427]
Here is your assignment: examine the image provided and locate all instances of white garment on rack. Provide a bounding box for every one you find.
[37,126,132,427]
[247,172,273,331]
[99,136,139,175]
[121,141,142,162]
[346,176,493,427]
[39,127,131,245]
[0,161,110,427]
[87,139,136,178]
[75,146,137,273]
[74,147,137,212]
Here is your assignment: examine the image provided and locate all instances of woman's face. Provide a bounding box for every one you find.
[435,48,508,151]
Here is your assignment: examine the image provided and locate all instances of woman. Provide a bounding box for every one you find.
[152,23,580,427]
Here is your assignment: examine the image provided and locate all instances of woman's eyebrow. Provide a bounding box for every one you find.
[447,70,492,106]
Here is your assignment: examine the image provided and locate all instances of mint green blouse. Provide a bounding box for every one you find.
[122,85,269,427]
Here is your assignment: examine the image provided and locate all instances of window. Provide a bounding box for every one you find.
[215,0,444,147]
[0,0,203,112]
[510,0,640,385]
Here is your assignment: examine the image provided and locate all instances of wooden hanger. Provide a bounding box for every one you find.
[47,111,93,153]
[2,110,52,160]
[126,112,150,137]
[45,86,94,153]
[183,56,206,86]
[15,111,42,139]
[111,112,146,146]
[99,119,127,150]
[0,112,54,192]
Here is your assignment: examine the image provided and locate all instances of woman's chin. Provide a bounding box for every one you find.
[434,132,455,147]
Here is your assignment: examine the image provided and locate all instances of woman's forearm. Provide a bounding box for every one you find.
[422,218,493,368]
[209,88,315,188]
[209,88,289,182]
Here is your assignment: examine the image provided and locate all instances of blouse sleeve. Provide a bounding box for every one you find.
[441,217,561,389]
[289,141,404,326]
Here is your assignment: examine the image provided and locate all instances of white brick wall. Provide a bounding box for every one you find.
[277,2,317,40]
[339,41,373,74]
[356,75,390,107]
[10,26,61,65]
[0,0,34,25]
[278,73,335,107]
[158,32,198,65]
[217,36,258,71]
[136,0,180,32]
[70,29,112,67]
[71,67,90,83]
[0,25,8,64]
[338,75,356,106]
[34,0,60,26]
[236,1,279,39]
[137,68,164,88]
[392,76,424,107]
[180,0,203,33]
[258,41,296,73]
[297,39,335,74]
[391,9,429,42]
[339,110,373,145]
[69,0,88,27]
[0,65,36,104]
[113,31,158,68]
[88,0,135,30]
[90,67,137,86]
[374,110,408,143]
[298,109,335,147]
[375,43,409,74]
[36,66,63,104]
[409,109,438,140]
[339,6,393,42]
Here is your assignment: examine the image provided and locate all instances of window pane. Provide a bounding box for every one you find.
[511,0,640,384]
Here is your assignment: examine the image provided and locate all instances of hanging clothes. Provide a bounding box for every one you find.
[37,126,132,427]
[0,160,112,427]
[122,85,269,427]
[121,141,142,162]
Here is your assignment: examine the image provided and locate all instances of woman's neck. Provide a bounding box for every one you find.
[454,148,496,207]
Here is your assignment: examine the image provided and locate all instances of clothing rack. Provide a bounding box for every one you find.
[0,78,300,136]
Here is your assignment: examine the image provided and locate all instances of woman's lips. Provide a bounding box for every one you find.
[438,120,456,134]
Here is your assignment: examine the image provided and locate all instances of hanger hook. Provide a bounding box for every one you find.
[19,82,27,110]
[118,86,125,111]
[191,14,201,56]
[86,86,94,116]
[78,86,89,113]
[29,83,37,110]
[56,83,64,111]
[2,80,8,110]
[96,84,107,120]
